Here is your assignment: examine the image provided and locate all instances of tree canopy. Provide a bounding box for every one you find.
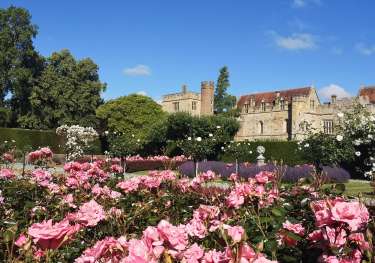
[214,66,236,114]
[96,94,166,139]
[0,6,44,126]
[20,49,106,129]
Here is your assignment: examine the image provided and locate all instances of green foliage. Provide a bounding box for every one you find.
[20,49,106,129]
[299,102,375,179]
[299,132,355,169]
[97,94,166,156]
[0,6,44,126]
[0,127,64,153]
[220,140,307,165]
[214,66,236,114]
[97,94,165,138]
[146,112,240,157]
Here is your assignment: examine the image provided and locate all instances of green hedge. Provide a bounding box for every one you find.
[0,127,65,153]
[0,128,104,154]
[220,141,307,166]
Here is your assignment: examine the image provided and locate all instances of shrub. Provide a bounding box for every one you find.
[220,140,307,166]
[0,127,64,153]
[299,102,375,179]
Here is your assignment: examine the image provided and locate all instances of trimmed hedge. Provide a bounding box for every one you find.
[0,127,103,154]
[0,127,65,153]
[220,141,307,166]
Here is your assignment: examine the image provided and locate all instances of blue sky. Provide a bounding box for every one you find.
[1,0,375,102]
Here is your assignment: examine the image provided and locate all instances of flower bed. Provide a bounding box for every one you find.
[0,150,373,262]
[179,161,351,183]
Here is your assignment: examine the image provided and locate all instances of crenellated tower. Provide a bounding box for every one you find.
[200,81,215,116]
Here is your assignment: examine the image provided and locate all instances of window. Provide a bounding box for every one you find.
[310,100,315,109]
[173,102,179,111]
[244,103,249,113]
[280,99,285,110]
[323,120,334,134]
[261,102,266,112]
[192,101,197,110]
[259,121,264,134]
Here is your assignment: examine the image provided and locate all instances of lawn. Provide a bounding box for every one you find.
[337,179,374,196]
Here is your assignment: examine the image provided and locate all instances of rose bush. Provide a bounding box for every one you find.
[0,150,374,262]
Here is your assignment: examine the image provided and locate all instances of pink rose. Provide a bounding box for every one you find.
[255,171,269,184]
[322,226,347,248]
[28,219,80,249]
[0,168,14,179]
[331,201,369,231]
[202,249,228,263]
[66,200,105,227]
[157,220,188,251]
[226,190,244,208]
[224,225,245,243]
[75,236,128,263]
[14,234,27,247]
[282,220,305,236]
[185,218,207,239]
[116,178,140,193]
[182,243,204,263]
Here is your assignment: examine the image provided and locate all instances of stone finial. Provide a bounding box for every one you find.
[256,145,266,166]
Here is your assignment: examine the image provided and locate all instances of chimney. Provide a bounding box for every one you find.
[181,84,187,94]
[331,94,337,104]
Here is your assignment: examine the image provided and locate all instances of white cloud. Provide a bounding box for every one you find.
[123,65,151,76]
[136,91,147,96]
[270,31,317,50]
[355,43,375,56]
[319,84,351,101]
[292,0,306,7]
[292,0,321,8]
[331,47,343,55]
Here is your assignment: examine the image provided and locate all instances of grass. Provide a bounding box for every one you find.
[339,180,373,196]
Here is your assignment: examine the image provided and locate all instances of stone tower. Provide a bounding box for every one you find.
[200,81,215,116]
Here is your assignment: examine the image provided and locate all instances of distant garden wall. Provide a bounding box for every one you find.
[220,141,307,166]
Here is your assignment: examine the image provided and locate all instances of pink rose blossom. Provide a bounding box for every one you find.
[28,219,80,249]
[116,178,140,193]
[331,201,369,231]
[182,243,204,263]
[75,236,128,263]
[224,225,245,243]
[14,234,27,247]
[0,168,14,179]
[282,220,305,236]
[202,249,229,263]
[157,220,188,252]
[66,200,105,227]
[185,218,207,239]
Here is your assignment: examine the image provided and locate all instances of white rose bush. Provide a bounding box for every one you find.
[56,125,99,161]
[299,102,375,180]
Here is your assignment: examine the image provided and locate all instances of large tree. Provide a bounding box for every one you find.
[214,66,236,114]
[0,6,44,126]
[96,94,165,138]
[21,49,106,129]
[96,94,166,156]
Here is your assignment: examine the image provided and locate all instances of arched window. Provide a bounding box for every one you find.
[258,121,264,134]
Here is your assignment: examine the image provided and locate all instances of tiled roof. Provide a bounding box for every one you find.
[237,87,312,107]
[359,86,375,103]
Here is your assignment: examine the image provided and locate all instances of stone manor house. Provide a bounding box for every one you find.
[161,82,375,141]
